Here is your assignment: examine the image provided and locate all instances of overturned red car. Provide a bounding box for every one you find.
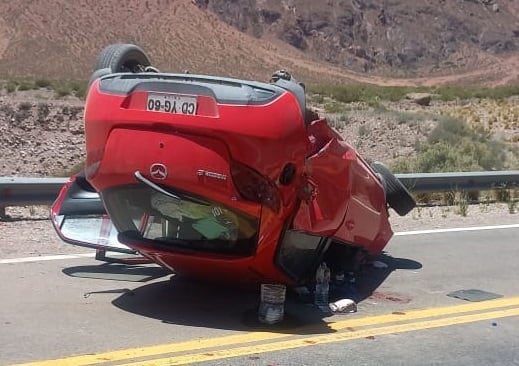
[51,44,415,286]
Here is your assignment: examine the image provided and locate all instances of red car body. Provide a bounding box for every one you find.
[52,71,399,286]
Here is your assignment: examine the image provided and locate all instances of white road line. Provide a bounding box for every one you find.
[1,224,518,264]
[0,253,95,264]
[394,223,519,236]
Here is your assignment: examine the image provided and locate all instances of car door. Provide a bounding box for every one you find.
[51,173,134,254]
[292,119,352,236]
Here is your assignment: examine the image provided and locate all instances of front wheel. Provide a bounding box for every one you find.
[371,162,416,216]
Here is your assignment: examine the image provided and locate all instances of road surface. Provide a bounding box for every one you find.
[1,224,519,366]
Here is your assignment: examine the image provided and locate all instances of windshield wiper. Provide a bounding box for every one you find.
[134,170,209,206]
[134,171,181,200]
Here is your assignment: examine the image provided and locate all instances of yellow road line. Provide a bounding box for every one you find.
[7,332,287,366]
[329,296,519,331]
[9,296,519,366]
[120,307,519,366]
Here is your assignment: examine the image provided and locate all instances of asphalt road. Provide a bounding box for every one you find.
[1,225,519,366]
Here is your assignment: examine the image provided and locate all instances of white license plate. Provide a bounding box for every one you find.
[146,93,197,115]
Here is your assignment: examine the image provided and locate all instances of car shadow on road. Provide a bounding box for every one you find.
[110,276,335,335]
[352,253,423,304]
[61,252,422,335]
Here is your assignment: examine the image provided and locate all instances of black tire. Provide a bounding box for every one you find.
[371,161,416,216]
[94,43,151,73]
[88,43,151,91]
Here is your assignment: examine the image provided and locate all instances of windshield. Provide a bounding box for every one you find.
[101,185,259,256]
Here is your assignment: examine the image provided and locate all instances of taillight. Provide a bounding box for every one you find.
[230,161,281,213]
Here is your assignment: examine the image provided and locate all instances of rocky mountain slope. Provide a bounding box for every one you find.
[0,0,518,85]
[197,0,519,79]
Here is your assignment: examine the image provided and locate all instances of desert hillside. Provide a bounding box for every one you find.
[198,0,519,79]
[0,0,518,85]
[0,0,338,83]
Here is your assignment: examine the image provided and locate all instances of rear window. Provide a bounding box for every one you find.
[101,185,259,256]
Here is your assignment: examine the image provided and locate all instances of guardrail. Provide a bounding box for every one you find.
[1,171,519,216]
[395,171,519,193]
[0,177,68,216]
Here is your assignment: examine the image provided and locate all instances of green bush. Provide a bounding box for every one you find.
[308,84,420,103]
[308,84,519,103]
[427,116,471,145]
[35,79,51,88]
[434,86,519,101]
[51,80,87,98]
[391,116,506,173]
[1,79,88,99]
[5,81,17,93]
[55,87,72,97]
[18,81,36,91]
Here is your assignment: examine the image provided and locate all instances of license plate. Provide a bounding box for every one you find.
[146,93,197,115]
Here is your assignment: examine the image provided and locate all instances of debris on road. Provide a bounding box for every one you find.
[447,289,503,302]
[83,288,135,298]
[329,298,357,313]
[258,284,286,325]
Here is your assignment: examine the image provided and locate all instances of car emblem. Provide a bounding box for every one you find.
[150,163,168,180]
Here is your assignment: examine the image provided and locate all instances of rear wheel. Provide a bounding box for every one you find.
[371,162,416,216]
[94,43,151,73]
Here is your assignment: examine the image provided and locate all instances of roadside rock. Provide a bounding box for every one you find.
[406,93,432,106]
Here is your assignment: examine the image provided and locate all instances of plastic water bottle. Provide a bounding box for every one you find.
[314,262,330,311]
[258,284,286,325]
